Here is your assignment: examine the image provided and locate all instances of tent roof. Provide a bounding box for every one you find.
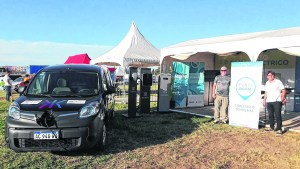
[64,53,91,64]
[161,26,300,62]
[115,67,126,76]
[90,22,160,67]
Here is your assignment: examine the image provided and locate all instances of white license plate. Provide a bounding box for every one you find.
[34,131,59,140]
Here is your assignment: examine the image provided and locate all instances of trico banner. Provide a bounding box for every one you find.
[229,61,263,129]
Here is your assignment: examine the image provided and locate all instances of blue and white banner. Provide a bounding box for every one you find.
[172,62,189,108]
[172,62,205,108]
[187,62,205,107]
[229,61,263,129]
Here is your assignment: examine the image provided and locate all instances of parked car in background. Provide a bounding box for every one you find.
[12,77,24,92]
[9,74,22,81]
[5,64,115,152]
[12,75,32,94]
[0,75,22,92]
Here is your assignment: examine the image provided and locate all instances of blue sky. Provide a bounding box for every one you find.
[1,0,300,66]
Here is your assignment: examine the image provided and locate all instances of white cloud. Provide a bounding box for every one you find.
[0,40,114,66]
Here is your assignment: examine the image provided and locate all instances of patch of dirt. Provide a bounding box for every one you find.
[100,124,300,169]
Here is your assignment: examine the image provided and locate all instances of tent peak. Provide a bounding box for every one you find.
[129,21,141,35]
[131,21,136,26]
[90,22,160,67]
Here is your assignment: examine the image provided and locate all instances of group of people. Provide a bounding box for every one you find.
[212,66,286,135]
[2,71,32,102]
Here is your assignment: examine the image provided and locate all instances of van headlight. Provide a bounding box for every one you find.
[8,102,20,120]
[79,101,100,118]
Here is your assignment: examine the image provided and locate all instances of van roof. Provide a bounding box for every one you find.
[42,64,102,72]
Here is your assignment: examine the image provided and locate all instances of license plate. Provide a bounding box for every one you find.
[34,131,59,140]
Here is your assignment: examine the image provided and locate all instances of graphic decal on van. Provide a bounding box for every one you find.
[39,100,66,109]
[67,100,86,104]
[21,100,42,105]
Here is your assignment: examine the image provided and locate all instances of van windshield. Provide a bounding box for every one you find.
[26,71,100,97]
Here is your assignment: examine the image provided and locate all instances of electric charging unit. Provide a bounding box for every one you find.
[124,67,139,117]
[138,68,152,114]
[157,73,172,112]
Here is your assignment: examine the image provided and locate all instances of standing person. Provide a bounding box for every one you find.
[212,66,231,124]
[4,70,12,101]
[23,74,30,83]
[263,71,286,135]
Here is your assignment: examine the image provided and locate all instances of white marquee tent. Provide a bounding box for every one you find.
[115,67,125,76]
[161,26,300,63]
[91,22,160,68]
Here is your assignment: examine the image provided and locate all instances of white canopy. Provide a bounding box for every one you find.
[91,22,160,68]
[115,67,125,76]
[161,26,300,63]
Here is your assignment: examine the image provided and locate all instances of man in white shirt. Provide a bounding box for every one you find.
[263,71,286,135]
[4,70,12,101]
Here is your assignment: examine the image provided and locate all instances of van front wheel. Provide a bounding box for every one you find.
[96,122,106,150]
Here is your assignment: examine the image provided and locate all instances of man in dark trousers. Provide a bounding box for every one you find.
[263,71,286,135]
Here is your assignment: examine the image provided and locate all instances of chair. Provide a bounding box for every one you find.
[52,78,71,94]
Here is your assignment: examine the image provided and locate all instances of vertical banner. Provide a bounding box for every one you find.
[229,61,263,129]
[172,62,189,108]
[187,62,205,107]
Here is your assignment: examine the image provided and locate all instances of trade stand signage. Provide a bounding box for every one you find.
[229,61,263,129]
[172,62,205,108]
[187,62,205,107]
[172,62,189,108]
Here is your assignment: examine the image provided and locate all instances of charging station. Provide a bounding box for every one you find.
[157,73,172,112]
[124,67,153,117]
[138,68,152,114]
[124,67,138,117]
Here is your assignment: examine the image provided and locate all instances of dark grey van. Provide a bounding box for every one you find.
[5,64,115,152]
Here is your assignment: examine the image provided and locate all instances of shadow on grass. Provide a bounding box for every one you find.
[55,109,210,156]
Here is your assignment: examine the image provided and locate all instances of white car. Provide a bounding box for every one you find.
[12,77,24,92]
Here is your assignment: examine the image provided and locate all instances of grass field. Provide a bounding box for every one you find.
[1,90,300,168]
